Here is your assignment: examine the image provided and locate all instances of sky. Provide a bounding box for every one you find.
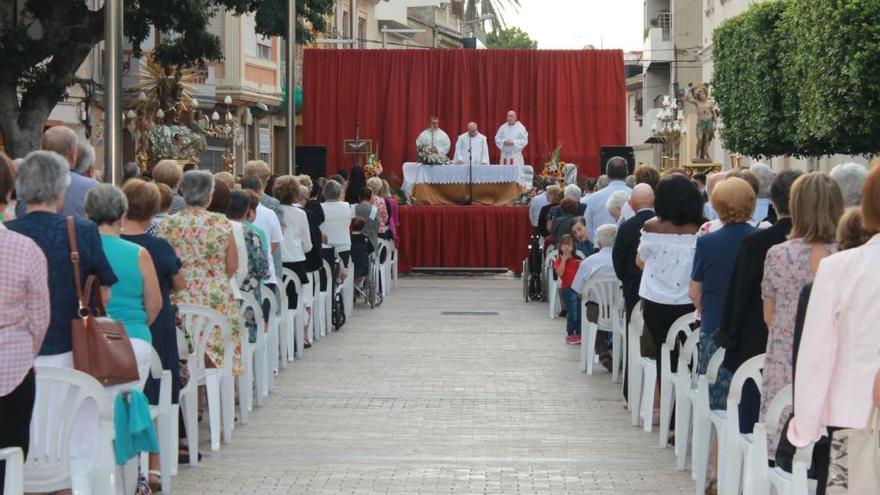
[500,0,644,51]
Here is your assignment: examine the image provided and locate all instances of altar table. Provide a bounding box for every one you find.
[401,162,533,206]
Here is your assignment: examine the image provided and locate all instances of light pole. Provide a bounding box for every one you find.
[460,13,494,40]
[104,0,123,185]
[380,27,426,48]
[286,0,296,175]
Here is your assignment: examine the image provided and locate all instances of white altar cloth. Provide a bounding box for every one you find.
[401,162,533,195]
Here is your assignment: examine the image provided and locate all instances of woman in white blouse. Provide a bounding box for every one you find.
[637,174,705,390]
[320,179,352,262]
[274,176,313,329]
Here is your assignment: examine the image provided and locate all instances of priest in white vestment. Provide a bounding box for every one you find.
[494,110,529,166]
[415,116,451,157]
[454,122,490,166]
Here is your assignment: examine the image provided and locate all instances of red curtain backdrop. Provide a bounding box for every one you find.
[397,205,532,273]
[303,49,626,179]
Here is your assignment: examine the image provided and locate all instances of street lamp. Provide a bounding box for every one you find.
[461,13,495,38]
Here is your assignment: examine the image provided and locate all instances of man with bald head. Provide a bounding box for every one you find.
[17,126,97,219]
[613,183,655,319]
[453,122,490,166]
[494,110,528,166]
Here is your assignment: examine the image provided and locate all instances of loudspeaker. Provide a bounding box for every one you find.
[295,146,327,178]
[599,146,635,176]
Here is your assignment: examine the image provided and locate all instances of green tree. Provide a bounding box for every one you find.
[486,27,537,49]
[0,0,333,158]
[711,1,792,157]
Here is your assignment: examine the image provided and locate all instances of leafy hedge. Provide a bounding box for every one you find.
[712,0,880,157]
[711,1,790,157]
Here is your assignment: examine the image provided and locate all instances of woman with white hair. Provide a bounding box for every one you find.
[606,190,631,223]
[563,184,586,215]
[321,179,352,261]
[158,170,242,374]
[749,163,774,223]
[85,184,161,383]
[829,162,868,206]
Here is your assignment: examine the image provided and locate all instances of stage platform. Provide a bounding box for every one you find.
[398,205,531,274]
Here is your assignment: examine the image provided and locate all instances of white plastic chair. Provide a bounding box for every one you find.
[691,348,726,494]
[768,426,823,495]
[237,292,268,425]
[25,366,117,495]
[545,248,560,319]
[578,276,624,378]
[721,354,765,495]
[378,239,393,296]
[262,284,281,389]
[281,268,306,360]
[146,348,174,493]
[389,244,399,289]
[745,384,792,495]
[341,255,354,318]
[1,447,24,495]
[627,301,649,427]
[672,328,700,471]
[658,312,699,450]
[314,259,333,340]
[176,329,199,468]
[177,304,235,451]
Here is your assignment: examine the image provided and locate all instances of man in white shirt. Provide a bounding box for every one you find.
[416,116,451,157]
[453,122,490,166]
[494,110,529,166]
[528,186,550,228]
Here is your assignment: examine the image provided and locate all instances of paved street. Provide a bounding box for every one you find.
[173,276,692,494]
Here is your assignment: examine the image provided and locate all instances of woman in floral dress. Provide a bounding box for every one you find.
[760,173,843,456]
[158,170,243,375]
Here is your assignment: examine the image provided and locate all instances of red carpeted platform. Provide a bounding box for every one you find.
[398,205,531,274]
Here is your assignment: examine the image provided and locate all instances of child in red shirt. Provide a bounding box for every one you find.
[553,234,583,344]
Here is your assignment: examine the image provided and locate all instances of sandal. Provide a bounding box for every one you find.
[148,470,162,492]
[178,444,203,464]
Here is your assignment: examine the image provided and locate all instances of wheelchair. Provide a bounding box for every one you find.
[522,230,546,302]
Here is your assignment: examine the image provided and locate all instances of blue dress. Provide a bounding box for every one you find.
[6,212,117,355]
[123,233,182,404]
[691,222,758,409]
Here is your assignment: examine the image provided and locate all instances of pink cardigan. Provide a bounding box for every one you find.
[788,235,880,447]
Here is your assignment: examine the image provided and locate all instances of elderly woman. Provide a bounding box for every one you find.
[321,179,352,262]
[158,171,242,375]
[563,184,586,216]
[606,190,631,223]
[760,172,843,458]
[119,179,184,489]
[750,163,775,223]
[0,191,49,490]
[366,176,390,238]
[152,159,186,215]
[699,169,771,235]
[6,151,117,366]
[688,177,758,409]
[786,167,880,493]
[829,161,868,207]
[538,184,563,238]
[274,176,314,343]
[85,183,162,382]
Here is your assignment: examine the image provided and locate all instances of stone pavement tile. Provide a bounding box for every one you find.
[171,276,693,494]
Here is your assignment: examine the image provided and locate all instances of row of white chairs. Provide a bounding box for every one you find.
[6,245,400,495]
[537,275,821,495]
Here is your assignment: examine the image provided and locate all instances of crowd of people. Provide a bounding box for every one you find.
[0,126,400,492]
[533,157,880,494]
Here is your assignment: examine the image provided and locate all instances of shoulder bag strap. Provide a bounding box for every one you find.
[66,216,87,314]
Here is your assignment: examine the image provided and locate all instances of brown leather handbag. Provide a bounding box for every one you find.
[67,217,140,385]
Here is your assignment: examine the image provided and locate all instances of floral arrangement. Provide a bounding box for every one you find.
[540,143,567,187]
[417,142,451,165]
[364,154,383,178]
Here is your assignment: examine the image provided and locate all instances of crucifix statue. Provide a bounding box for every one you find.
[344,123,373,167]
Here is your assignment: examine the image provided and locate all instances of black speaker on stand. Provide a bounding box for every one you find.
[295,146,327,179]
[599,146,635,175]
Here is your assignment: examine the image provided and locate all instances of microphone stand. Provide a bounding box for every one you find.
[464,137,474,205]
